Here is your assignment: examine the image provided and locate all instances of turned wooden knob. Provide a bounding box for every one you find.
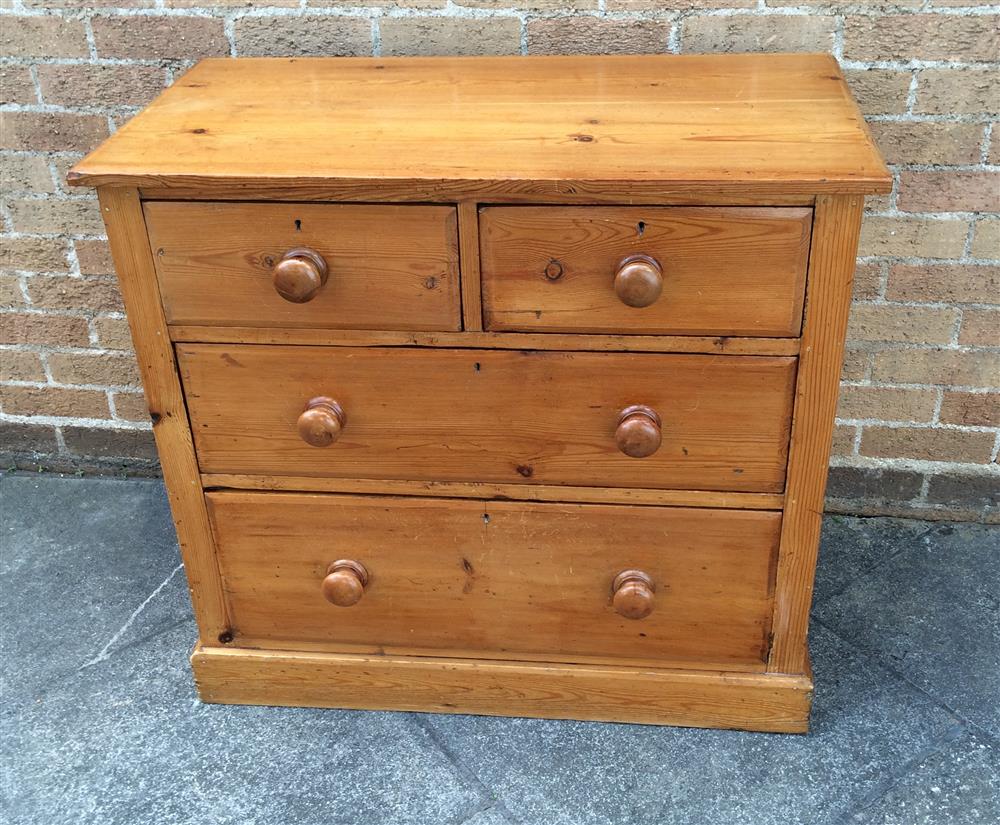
[297,397,345,447]
[615,405,661,458]
[273,247,328,303]
[612,569,655,620]
[613,254,663,308]
[322,560,369,607]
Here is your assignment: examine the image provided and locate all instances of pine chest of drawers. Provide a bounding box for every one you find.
[70,54,890,732]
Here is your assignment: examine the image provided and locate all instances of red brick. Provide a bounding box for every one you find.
[836,386,938,422]
[859,217,968,259]
[860,426,995,463]
[235,16,372,56]
[845,69,911,116]
[1,275,24,308]
[7,199,104,236]
[458,0,593,7]
[0,65,36,105]
[872,349,1000,387]
[844,14,998,62]
[0,238,71,274]
[971,219,999,259]
[74,241,115,276]
[26,277,124,314]
[528,17,669,54]
[47,352,142,387]
[0,313,90,347]
[841,349,870,382]
[0,349,45,382]
[112,392,150,422]
[91,317,133,350]
[0,421,59,455]
[959,310,1000,347]
[886,265,999,305]
[380,17,518,56]
[62,425,157,460]
[0,16,89,58]
[0,385,110,418]
[898,172,1000,213]
[37,65,168,108]
[176,0,298,6]
[608,0,751,6]
[93,16,228,60]
[24,0,153,7]
[0,112,110,153]
[925,473,998,512]
[852,263,883,301]
[178,0,298,6]
[869,122,986,166]
[939,392,1000,427]
[1,155,55,194]
[830,424,857,456]
[916,69,999,116]
[826,466,923,503]
[682,14,835,53]
[847,304,957,345]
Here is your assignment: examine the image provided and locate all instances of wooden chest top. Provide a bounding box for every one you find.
[68,54,890,198]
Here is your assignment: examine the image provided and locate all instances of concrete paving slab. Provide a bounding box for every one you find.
[847,732,1000,825]
[816,522,1000,737]
[814,514,936,605]
[2,620,485,825]
[425,625,961,825]
[0,474,182,700]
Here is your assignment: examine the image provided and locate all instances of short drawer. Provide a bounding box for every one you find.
[145,201,460,331]
[480,206,811,336]
[208,492,780,670]
[179,345,796,493]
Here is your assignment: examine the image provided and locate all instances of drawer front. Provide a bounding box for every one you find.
[145,201,460,331]
[179,345,795,493]
[208,492,780,670]
[481,206,811,336]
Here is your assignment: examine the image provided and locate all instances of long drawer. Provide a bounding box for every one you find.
[208,492,780,670]
[179,345,797,493]
[480,206,811,336]
[145,201,461,331]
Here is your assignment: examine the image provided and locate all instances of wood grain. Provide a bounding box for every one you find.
[200,474,786,511]
[97,187,230,643]
[144,201,460,331]
[69,55,890,197]
[168,326,801,356]
[207,492,781,670]
[179,345,797,493]
[458,201,483,331]
[137,183,823,205]
[769,195,864,674]
[481,206,811,336]
[192,645,813,732]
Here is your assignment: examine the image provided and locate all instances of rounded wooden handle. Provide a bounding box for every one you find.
[613,254,663,308]
[322,560,369,607]
[273,247,329,303]
[297,396,346,447]
[615,405,661,458]
[612,569,655,620]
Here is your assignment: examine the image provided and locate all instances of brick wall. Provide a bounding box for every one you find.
[1,2,997,520]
